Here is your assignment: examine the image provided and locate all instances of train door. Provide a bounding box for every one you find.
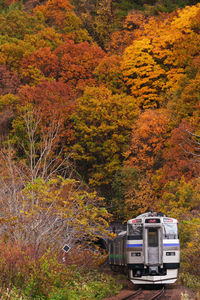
[148,228,159,265]
[144,224,163,266]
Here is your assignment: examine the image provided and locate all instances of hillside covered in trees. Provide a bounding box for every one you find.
[0,0,200,298]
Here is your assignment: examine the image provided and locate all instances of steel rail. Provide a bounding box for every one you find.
[120,289,142,300]
[121,286,165,300]
[148,287,165,300]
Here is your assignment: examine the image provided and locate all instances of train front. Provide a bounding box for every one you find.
[126,213,180,284]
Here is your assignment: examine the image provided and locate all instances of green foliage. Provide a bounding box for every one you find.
[49,270,122,300]
[0,241,121,299]
[143,0,189,15]
[160,178,196,215]
[167,74,200,125]
[94,54,127,93]
[111,166,139,218]
[0,10,45,39]
[112,0,143,30]
[0,94,19,111]
[0,0,23,14]
[179,272,200,291]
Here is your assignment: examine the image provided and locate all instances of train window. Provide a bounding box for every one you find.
[163,223,178,239]
[148,228,158,247]
[128,224,143,239]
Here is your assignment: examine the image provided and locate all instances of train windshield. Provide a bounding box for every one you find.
[163,223,178,239]
[128,224,143,239]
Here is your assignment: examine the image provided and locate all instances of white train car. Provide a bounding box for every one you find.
[108,212,180,284]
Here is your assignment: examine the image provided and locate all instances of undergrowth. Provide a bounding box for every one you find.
[0,240,122,299]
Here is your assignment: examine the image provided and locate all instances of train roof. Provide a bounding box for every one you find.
[127,212,178,224]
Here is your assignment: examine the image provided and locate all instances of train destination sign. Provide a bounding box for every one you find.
[145,218,160,223]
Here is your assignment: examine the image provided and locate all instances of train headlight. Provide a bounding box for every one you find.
[131,252,141,257]
[166,252,176,256]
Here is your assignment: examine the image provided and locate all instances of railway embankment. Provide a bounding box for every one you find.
[100,265,197,300]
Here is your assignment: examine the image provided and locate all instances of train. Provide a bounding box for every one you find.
[108,212,180,284]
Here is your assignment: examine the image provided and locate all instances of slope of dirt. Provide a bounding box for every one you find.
[100,265,197,300]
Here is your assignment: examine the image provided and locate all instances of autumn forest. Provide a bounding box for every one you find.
[0,0,200,298]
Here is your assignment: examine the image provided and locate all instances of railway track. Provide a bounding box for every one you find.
[121,286,165,300]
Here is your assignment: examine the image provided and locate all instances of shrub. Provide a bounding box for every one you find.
[0,239,121,299]
[179,272,200,291]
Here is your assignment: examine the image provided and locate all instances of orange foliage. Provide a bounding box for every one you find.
[34,0,90,41]
[124,172,160,218]
[125,109,169,172]
[123,109,170,216]
[34,0,73,28]
[122,4,200,108]
[20,47,59,83]
[162,121,200,184]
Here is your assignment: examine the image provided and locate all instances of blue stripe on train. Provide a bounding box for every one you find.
[126,243,180,247]
[163,243,180,247]
[126,243,179,247]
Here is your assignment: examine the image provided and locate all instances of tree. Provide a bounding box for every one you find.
[160,177,200,216]
[125,109,169,172]
[161,121,200,184]
[107,10,146,55]
[0,110,14,146]
[20,47,59,84]
[23,27,64,52]
[94,54,127,94]
[167,74,200,127]
[123,109,170,216]
[54,39,105,94]
[121,4,200,108]
[72,86,139,190]
[122,37,166,108]
[0,9,44,40]
[0,105,112,251]
[0,152,111,251]
[0,93,19,146]
[20,39,105,92]
[0,65,21,95]
[70,0,113,49]
[11,80,75,158]
[0,41,33,72]
[34,0,91,42]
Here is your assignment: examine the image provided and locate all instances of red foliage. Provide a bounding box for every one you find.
[5,0,19,5]
[20,40,105,95]
[18,80,76,143]
[162,121,200,184]
[21,47,59,81]
[54,39,105,93]
[0,239,38,287]
[0,65,21,95]
[0,110,14,144]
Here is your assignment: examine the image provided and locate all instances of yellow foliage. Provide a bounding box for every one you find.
[122,4,200,108]
[20,176,113,247]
